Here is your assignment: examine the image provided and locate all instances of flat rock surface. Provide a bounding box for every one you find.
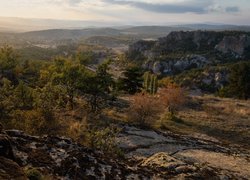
[117,125,250,179]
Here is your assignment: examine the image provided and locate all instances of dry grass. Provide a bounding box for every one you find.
[161,94,250,148]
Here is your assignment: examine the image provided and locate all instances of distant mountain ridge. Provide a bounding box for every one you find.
[1,16,250,33]
[21,28,121,40]
[8,25,250,43]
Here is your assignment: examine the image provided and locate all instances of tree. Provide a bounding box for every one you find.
[0,45,18,73]
[13,81,34,109]
[143,72,158,95]
[0,78,15,119]
[95,60,113,93]
[35,83,66,121]
[227,62,250,99]
[76,51,95,65]
[117,66,143,94]
[82,61,114,112]
[52,62,89,109]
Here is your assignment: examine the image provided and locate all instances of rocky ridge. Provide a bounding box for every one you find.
[0,126,250,179]
[127,31,250,75]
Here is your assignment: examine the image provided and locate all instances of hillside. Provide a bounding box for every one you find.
[0,28,250,179]
[1,24,250,48]
[21,28,122,41]
[127,31,250,75]
[1,119,250,179]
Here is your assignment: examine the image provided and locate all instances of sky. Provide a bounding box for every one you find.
[0,0,249,25]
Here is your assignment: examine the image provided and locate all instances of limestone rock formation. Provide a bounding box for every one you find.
[117,126,250,179]
[0,125,249,179]
[128,31,250,75]
[215,35,250,56]
[143,54,209,75]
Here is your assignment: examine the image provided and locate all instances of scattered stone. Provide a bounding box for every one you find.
[0,125,249,179]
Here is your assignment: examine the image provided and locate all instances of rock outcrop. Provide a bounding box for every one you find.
[215,34,250,56]
[1,126,249,179]
[127,31,250,75]
[143,54,209,75]
[117,126,250,179]
[0,129,152,179]
[174,67,229,92]
[155,31,223,52]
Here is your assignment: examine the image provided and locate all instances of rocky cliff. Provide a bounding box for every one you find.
[1,125,249,179]
[215,34,250,56]
[174,67,229,92]
[127,31,250,75]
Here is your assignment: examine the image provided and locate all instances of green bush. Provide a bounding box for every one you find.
[25,168,42,180]
[86,126,124,157]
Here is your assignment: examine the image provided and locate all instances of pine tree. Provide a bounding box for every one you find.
[228,62,250,99]
[14,81,33,109]
[118,66,143,94]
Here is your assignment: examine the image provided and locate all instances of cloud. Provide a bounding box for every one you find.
[207,4,240,14]
[101,0,213,14]
[225,6,239,13]
[101,0,241,15]
[68,0,82,5]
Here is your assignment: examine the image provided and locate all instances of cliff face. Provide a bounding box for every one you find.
[155,31,223,52]
[127,31,250,75]
[215,35,250,55]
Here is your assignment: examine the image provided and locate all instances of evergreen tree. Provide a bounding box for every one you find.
[143,72,158,95]
[227,62,250,99]
[52,62,89,109]
[143,71,150,90]
[152,75,158,95]
[14,81,34,109]
[118,66,143,94]
[0,45,18,73]
[82,61,114,112]
[0,78,15,119]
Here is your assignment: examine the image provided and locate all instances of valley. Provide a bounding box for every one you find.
[0,24,250,179]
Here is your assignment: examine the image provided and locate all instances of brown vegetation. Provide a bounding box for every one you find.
[127,93,163,126]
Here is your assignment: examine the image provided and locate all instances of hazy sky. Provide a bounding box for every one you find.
[0,0,249,25]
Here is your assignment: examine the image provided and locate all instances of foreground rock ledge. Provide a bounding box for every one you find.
[0,127,250,179]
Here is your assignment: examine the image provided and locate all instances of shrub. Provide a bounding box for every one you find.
[127,93,163,126]
[156,111,178,129]
[86,126,123,157]
[11,109,60,135]
[24,168,42,180]
[158,84,187,113]
[158,77,175,87]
